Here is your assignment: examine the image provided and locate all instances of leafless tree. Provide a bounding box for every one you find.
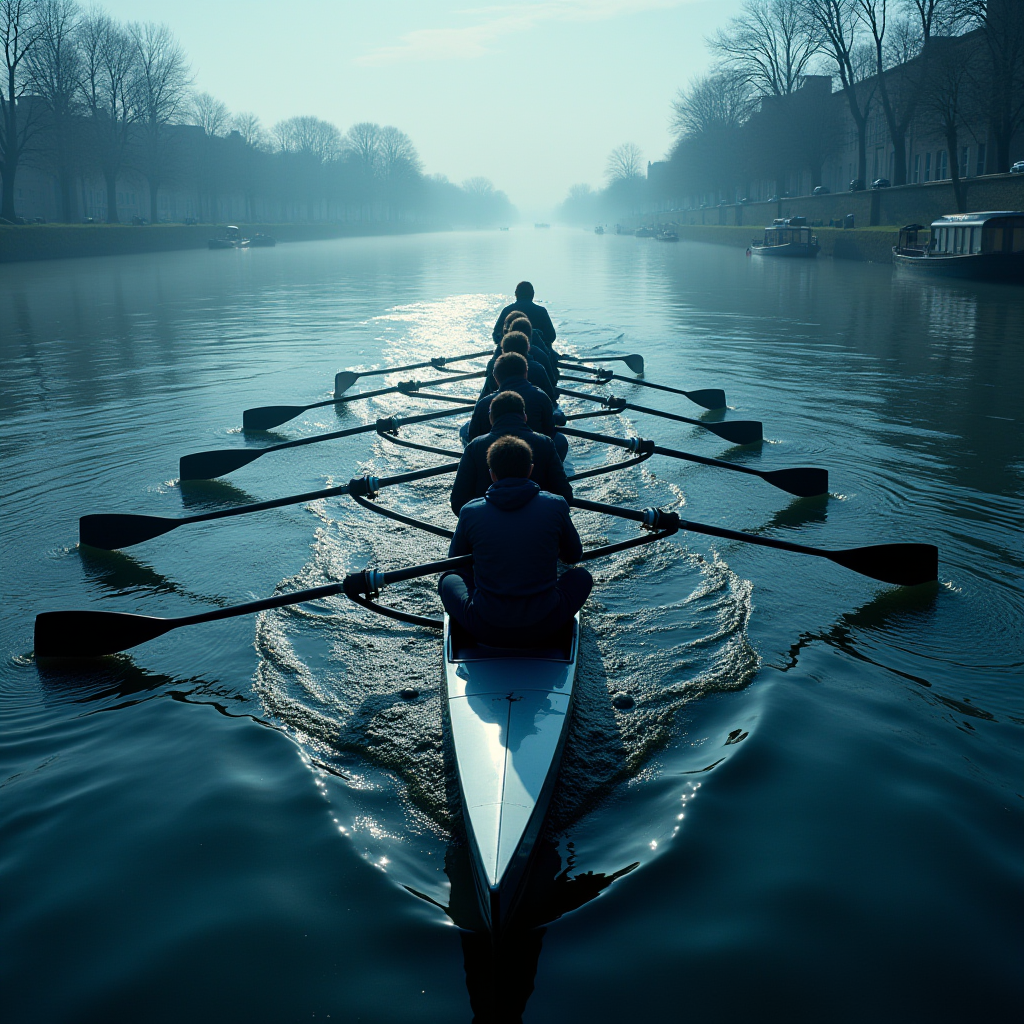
[130,21,191,222]
[377,124,420,179]
[949,0,1024,172]
[671,71,754,138]
[918,35,982,209]
[232,111,264,149]
[809,0,876,187]
[342,120,381,169]
[78,10,139,223]
[24,0,80,220]
[190,90,229,137]
[708,0,823,97]
[273,115,341,162]
[1,0,44,222]
[605,142,644,183]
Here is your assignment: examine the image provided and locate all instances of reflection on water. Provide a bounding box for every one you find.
[2,231,1021,1021]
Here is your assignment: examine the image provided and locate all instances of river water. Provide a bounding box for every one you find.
[1,229,1021,1023]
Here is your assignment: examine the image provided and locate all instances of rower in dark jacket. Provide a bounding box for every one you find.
[467,352,556,443]
[451,390,571,514]
[503,313,559,384]
[492,281,557,347]
[439,435,592,647]
[479,331,556,403]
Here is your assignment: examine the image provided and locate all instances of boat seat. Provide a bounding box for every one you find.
[448,617,574,663]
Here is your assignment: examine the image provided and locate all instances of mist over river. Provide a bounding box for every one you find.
[1,229,1021,1023]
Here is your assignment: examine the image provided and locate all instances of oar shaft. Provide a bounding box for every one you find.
[183,463,460,526]
[174,582,346,628]
[350,349,492,380]
[303,369,487,414]
[561,425,754,474]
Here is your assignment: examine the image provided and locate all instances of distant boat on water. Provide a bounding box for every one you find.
[207,225,276,249]
[635,226,655,238]
[534,222,550,229]
[892,212,1024,282]
[594,225,604,234]
[750,217,819,258]
[655,230,679,242]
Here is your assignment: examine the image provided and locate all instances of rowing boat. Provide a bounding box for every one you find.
[443,613,580,932]
[33,339,937,940]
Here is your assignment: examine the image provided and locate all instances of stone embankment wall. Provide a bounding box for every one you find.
[644,172,1024,260]
[0,222,431,264]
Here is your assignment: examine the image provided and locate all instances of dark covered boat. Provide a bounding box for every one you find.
[892,212,1024,282]
[750,217,820,258]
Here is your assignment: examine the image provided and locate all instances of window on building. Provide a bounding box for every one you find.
[925,153,931,181]
[913,155,921,183]
[961,147,970,177]
[937,150,948,179]
[976,144,986,176]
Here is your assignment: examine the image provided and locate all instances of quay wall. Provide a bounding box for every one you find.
[644,172,1024,260]
[0,221,433,264]
[664,224,899,263]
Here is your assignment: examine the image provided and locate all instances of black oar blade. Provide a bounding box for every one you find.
[334,370,359,396]
[826,543,938,586]
[704,419,763,445]
[623,354,645,374]
[179,447,263,482]
[761,467,829,498]
[685,388,727,411]
[79,513,179,551]
[34,610,175,658]
[242,404,307,431]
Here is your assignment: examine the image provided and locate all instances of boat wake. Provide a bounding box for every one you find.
[251,297,760,912]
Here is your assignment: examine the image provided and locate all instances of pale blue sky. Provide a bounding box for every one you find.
[99,0,742,214]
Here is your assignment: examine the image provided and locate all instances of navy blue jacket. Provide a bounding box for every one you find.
[450,414,572,514]
[467,375,554,441]
[492,300,557,346]
[479,349,556,402]
[449,478,582,628]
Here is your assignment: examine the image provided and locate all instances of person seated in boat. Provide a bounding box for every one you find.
[505,314,559,384]
[467,352,568,460]
[439,435,592,648]
[479,331,556,403]
[492,281,557,348]
[450,390,571,514]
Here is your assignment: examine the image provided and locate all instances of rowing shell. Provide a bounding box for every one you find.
[442,613,580,932]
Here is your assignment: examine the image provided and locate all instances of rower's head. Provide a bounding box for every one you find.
[515,281,535,302]
[508,316,532,337]
[501,331,530,356]
[488,390,526,426]
[487,435,533,482]
[493,352,528,385]
[504,311,531,335]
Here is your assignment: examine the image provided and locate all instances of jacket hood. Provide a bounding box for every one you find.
[489,413,528,436]
[485,477,539,510]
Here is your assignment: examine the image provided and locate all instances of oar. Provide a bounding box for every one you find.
[334,349,493,395]
[243,370,486,430]
[34,555,474,659]
[558,388,762,446]
[556,366,726,411]
[570,497,937,587]
[560,426,827,497]
[560,353,644,374]
[180,404,473,481]
[80,463,459,551]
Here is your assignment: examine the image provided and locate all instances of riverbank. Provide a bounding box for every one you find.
[658,224,899,262]
[0,221,435,264]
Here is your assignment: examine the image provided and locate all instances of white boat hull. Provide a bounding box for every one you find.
[442,614,579,932]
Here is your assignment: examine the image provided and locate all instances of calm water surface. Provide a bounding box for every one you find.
[1,230,1021,1023]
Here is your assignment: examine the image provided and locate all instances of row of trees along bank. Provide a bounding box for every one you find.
[559,0,1023,224]
[0,0,515,227]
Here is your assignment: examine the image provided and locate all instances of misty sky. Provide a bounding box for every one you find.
[99,0,743,214]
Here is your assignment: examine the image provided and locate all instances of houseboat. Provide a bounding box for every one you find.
[892,211,1024,282]
[750,217,820,258]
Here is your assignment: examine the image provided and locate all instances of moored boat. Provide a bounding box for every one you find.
[892,211,1024,282]
[655,230,679,242]
[750,217,820,258]
[443,613,580,932]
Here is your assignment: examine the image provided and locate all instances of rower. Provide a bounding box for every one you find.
[492,281,557,348]
[479,331,556,403]
[450,390,571,514]
[439,435,592,648]
[505,314,559,384]
[467,352,569,461]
